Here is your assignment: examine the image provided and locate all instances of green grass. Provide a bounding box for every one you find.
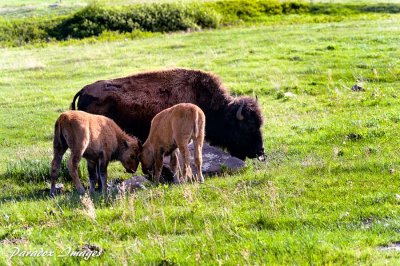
[1,6,400,265]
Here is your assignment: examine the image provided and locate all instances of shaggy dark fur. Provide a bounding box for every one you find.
[71,68,264,160]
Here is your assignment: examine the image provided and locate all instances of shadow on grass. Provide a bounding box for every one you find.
[0,175,115,207]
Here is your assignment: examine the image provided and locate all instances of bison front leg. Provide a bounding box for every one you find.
[68,155,85,195]
[87,160,99,194]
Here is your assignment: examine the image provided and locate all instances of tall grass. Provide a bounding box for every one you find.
[5,157,83,183]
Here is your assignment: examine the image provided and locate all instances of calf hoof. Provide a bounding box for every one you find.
[49,190,56,198]
[173,175,181,185]
[77,187,86,195]
[50,183,64,197]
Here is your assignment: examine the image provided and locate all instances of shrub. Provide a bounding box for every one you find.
[48,5,133,39]
[49,3,220,40]
[0,18,57,46]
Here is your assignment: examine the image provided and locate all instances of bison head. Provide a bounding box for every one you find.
[210,97,265,161]
[120,137,142,174]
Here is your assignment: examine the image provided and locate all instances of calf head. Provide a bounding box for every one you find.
[139,145,154,175]
[120,138,142,173]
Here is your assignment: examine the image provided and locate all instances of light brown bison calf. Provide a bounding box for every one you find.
[140,103,205,185]
[50,110,142,196]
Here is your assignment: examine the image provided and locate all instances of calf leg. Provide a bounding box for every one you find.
[50,145,67,196]
[153,151,164,185]
[68,154,85,195]
[178,144,192,183]
[170,149,181,184]
[87,160,98,194]
[98,158,109,197]
[193,138,204,183]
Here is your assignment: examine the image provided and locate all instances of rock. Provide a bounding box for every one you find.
[351,84,364,92]
[380,242,400,251]
[283,92,297,98]
[163,143,246,177]
[117,175,152,192]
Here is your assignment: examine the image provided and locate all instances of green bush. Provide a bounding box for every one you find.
[0,18,57,46]
[49,3,220,40]
[49,5,133,39]
[206,0,309,23]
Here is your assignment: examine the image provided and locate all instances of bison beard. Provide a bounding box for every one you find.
[71,68,265,160]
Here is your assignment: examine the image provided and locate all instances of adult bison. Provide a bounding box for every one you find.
[71,68,265,161]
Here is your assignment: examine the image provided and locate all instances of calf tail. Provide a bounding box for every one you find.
[193,111,205,140]
[54,117,67,150]
[54,119,62,147]
[193,111,199,139]
[70,89,83,110]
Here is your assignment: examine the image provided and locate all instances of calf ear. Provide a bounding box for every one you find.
[137,139,143,151]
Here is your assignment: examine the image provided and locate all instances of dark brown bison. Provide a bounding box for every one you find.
[71,68,264,161]
[140,103,205,185]
[50,111,142,196]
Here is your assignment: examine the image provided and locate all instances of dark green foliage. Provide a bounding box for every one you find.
[0,18,59,46]
[49,3,220,40]
[205,0,308,22]
[49,6,131,39]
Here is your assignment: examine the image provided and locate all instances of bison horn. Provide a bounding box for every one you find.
[236,101,244,121]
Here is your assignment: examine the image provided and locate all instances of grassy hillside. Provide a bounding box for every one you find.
[1,3,400,265]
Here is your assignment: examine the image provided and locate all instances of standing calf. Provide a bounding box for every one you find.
[140,103,205,184]
[50,111,142,196]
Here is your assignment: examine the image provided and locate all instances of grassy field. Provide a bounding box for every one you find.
[1,2,400,265]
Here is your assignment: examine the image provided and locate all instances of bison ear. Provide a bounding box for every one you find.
[256,95,258,103]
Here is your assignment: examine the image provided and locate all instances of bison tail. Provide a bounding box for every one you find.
[70,89,84,110]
